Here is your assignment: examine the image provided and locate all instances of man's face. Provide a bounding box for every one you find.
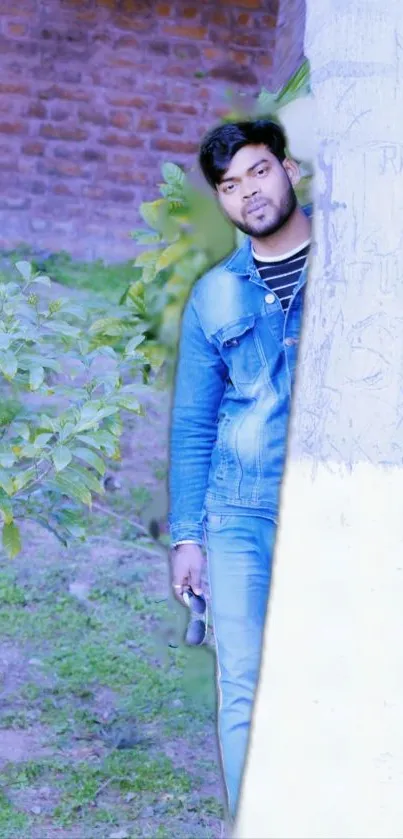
[216,143,298,238]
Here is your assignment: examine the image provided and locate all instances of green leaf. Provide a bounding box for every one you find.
[45,321,80,338]
[50,474,92,507]
[161,162,185,189]
[33,433,53,450]
[155,238,191,272]
[12,422,30,442]
[126,281,147,317]
[52,446,72,472]
[88,318,126,337]
[18,354,61,373]
[38,415,58,433]
[29,366,45,391]
[72,447,106,476]
[0,445,16,469]
[130,230,162,245]
[64,464,104,495]
[0,494,13,524]
[31,274,51,287]
[124,334,146,357]
[13,468,35,492]
[15,261,32,282]
[0,468,15,496]
[113,394,141,413]
[76,431,116,455]
[276,58,311,105]
[134,249,161,268]
[2,521,21,558]
[0,351,18,380]
[139,199,166,231]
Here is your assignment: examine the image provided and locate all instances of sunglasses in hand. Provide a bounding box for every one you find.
[182,588,208,646]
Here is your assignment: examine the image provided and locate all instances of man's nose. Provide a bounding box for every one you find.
[242,185,260,201]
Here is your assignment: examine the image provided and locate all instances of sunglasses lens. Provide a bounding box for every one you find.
[191,594,206,615]
[186,618,207,646]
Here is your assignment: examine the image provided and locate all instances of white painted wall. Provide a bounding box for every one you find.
[235,2,403,837]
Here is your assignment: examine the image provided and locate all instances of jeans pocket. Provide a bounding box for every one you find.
[204,513,233,532]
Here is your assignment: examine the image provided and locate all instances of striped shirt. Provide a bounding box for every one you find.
[253,239,310,312]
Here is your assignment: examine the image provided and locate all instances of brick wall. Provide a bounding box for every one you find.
[0,0,305,262]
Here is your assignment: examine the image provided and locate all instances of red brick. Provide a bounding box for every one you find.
[0,82,30,95]
[232,33,261,47]
[100,133,144,148]
[59,70,82,83]
[138,116,159,132]
[28,102,47,119]
[53,183,75,196]
[148,40,170,55]
[163,25,207,40]
[110,111,132,130]
[78,108,107,126]
[230,50,250,65]
[22,141,44,156]
[220,0,263,6]
[166,119,185,135]
[106,188,135,203]
[151,138,199,154]
[40,124,88,141]
[173,43,199,59]
[39,85,90,102]
[115,35,139,49]
[0,121,24,134]
[262,14,277,27]
[257,54,273,67]
[237,12,251,25]
[211,10,228,25]
[103,169,148,185]
[82,149,107,162]
[105,94,148,109]
[112,16,154,33]
[182,6,198,18]
[156,3,171,16]
[39,159,85,177]
[203,47,222,60]
[156,102,198,116]
[50,106,70,121]
[6,22,28,37]
[82,185,106,200]
[111,152,135,166]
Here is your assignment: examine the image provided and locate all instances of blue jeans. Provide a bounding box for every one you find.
[203,512,277,819]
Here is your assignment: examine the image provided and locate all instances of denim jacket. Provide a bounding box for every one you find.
[168,205,312,545]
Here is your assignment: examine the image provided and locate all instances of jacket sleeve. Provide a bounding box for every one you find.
[168,293,227,546]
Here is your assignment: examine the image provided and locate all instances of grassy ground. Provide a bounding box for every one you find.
[1,247,134,303]
[0,385,224,837]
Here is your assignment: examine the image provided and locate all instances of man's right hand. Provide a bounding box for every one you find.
[170,543,205,602]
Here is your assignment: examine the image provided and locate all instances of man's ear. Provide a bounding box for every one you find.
[282,158,301,186]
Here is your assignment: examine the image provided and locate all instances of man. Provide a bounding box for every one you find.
[168,119,312,824]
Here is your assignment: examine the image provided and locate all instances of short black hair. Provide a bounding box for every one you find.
[199,119,287,190]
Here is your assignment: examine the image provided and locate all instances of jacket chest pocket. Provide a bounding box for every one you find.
[214,314,264,387]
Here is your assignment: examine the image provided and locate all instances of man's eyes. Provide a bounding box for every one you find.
[221,166,269,193]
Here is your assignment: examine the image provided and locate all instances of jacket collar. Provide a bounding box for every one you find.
[223,203,313,280]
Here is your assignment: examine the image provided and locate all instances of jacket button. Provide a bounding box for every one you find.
[265,293,275,304]
[284,337,297,347]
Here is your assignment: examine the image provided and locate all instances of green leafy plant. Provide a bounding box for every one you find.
[0,260,151,557]
[127,60,313,383]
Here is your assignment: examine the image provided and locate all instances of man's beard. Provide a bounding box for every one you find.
[231,178,297,239]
